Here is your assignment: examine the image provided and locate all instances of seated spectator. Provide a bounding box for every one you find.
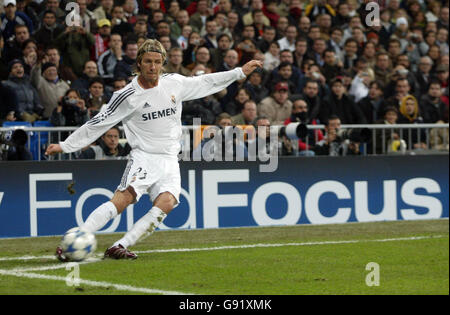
[182,31,204,67]
[97,33,124,84]
[268,62,302,95]
[358,81,386,124]
[43,46,77,85]
[188,0,210,32]
[263,41,280,72]
[112,77,128,92]
[277,24,297,52]
[187,45,214,72]
[203,16,220,50]
[20,38,38,75]
[340,38,359,70]
[2,59,43,122]
[2,24,31,63]
[78,126,131,160]
[71,60,99,99]
[242,70,269,104]
[320,49,343,85]
[385,77,414,109]
[164,47,190,76]
[415,56,435,95]
[374,51,392,87]
[236,38,258,65]
[210,33,233,71]
[177,24,193,50]
[231,99,257,125]
[420,80,447,123]
[301,78,322,123]
[92,18,112,61]
[217,49,241,107]
[159,35,173,52]
[256,25,277,53]
[374,106,406,154]
[298,63,326,96]
[77,0,96,34]
[85,77,110,118]
[38,0,65,23]
[30,61,70,119]
[110,4,134,38]
[258,81,293,125]
[32,9,64,50]
[224,87,251,116]
[398,94,427,150]
[1,1,33,45]
[93,0,114,21]
[113,40,138,82]
[319,77,366,124]
[155,20,179,48]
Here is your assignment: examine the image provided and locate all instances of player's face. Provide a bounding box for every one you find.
[139,52,164,83]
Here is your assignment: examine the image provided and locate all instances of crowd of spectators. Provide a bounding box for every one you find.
[0,0,449,159]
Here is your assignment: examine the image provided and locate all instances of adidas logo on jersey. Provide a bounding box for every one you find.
[143,103,151,108]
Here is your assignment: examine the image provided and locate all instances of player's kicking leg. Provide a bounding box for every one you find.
[56,188,134,262]
[104,191,176,259]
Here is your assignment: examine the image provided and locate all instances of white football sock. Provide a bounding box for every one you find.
[114,206,167,248]
[81,201,118,233]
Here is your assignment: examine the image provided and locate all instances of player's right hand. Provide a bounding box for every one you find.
[45,144,63,156]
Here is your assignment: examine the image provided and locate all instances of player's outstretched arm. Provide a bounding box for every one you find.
[179,60,263,102]
[45,143,63,156]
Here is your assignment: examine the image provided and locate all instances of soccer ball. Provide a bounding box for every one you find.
[60,227,97,262]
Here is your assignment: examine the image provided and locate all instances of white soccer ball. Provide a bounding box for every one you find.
[60,227,97,262]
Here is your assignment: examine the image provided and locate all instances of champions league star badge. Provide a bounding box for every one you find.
[171,95,176,104]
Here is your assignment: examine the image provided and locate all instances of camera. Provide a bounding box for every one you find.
[62,96,79,109]
[279,122,309,139]
[338,128,371,143]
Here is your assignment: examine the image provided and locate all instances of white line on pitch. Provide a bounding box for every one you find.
[134,235,447,255]
[0,235,445,264]
[0,269,193,295]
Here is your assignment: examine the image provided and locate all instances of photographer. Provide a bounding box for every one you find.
[282,98,323,156]
[313,115,363,156]
[0,129,32,161]
[50,89,89,128]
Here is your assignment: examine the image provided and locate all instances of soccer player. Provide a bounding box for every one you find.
[46,39,262,260]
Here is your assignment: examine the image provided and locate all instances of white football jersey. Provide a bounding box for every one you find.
[60,68,246,156]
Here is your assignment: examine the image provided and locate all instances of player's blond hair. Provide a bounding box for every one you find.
[135,39,167,75]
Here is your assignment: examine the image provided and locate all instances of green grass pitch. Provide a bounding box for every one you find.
[0,219,448,295]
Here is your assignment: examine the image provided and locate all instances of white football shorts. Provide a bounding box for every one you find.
[117,149,181,205]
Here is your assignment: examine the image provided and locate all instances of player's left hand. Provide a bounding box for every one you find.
[242,60,263,76]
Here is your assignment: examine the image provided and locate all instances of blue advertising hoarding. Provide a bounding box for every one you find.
[0,155,448,238]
